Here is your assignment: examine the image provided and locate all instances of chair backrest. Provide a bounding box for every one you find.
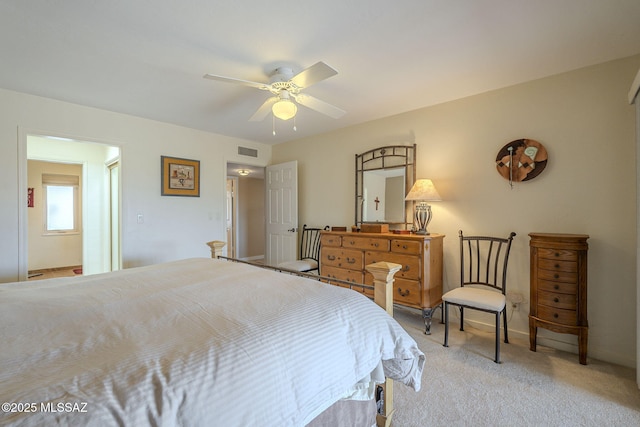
[299,225,329,262]
[459,230,516,294]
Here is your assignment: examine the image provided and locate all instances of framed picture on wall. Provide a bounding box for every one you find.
[161,156,200,197]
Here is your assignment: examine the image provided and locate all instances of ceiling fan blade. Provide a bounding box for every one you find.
[290,61,338,89]
[203,74,271,91]
[294,93,346,119]
[249,96,279,121]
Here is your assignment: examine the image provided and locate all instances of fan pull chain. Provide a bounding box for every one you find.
[272,115,276,136]
[293,116,297,132]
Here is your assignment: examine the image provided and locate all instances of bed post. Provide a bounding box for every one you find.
[365,261,401,427]
[206,240,226,258]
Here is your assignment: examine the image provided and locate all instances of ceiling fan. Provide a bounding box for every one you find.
[203,61,346,122]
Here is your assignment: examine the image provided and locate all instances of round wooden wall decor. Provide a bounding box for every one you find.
[495,138,548,183]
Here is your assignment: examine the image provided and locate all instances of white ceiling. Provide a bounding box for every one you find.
[1,1,639,145]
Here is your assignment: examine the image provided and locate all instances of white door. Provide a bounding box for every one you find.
[265,161,298,266]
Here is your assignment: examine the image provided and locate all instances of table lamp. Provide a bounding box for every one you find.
[405,179,441,234]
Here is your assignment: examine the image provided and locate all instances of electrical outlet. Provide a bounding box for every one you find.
[507,292,524,311]
[507,292,524,304]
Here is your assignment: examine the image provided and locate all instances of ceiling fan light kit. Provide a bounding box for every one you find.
[203,61,345,129]
[272,91,297,120]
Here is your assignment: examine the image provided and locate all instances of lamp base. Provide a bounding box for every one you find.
[413,202,433,235]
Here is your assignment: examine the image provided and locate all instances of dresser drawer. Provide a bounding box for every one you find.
[391,239,422,255]
[342,236,390,251]
[321,247,363,269]
[537,279,578,295]
[538,248,578,262]
[538,290,577,310]
[364,275,421,306]
[537,269,578,283]
[537,305,577,325]
[321,265,364,285]
[538,258,577,273]
[364,251,420,280]
[321,234,342,247]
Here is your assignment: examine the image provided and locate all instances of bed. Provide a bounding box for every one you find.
[0,257,424,426]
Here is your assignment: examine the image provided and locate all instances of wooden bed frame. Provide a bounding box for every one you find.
[207,241,401,427]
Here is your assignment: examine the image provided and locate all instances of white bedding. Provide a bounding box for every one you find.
[0,258,424,426]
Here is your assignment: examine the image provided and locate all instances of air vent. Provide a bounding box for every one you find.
[238,146,258,158]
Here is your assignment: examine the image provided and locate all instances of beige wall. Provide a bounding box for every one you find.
[0,87,272,282]
[237,176,265,259]
[27,160,83,270]
[272,55,640,368]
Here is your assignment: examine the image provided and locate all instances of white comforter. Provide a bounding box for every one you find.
[0,258,424,426]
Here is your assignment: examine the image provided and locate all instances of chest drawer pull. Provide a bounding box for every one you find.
[346,257,356,264]
[327,255,336,261]
[554,274,559,279]
[554,284,560,290]
[553,313,559,319]
[398,288,410,297]
[553,297,559,303]
[403,265,410,272]
[402,244,408,249]
[555,252,560,257]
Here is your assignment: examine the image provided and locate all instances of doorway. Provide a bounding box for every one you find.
[21,134,121,279]
[226,162,265,262]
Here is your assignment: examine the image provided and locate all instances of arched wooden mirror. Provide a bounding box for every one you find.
[355,144,416,229]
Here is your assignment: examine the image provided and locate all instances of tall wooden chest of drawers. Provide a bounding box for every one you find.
[320,231,444,334]
[529,233,589,364]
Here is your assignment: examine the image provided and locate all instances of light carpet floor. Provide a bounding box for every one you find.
[392,307,640,427]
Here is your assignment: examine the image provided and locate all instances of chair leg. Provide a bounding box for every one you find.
[503,307,509,344]
[443,302,449,348]
[494,311,501,364]
[459,306,464,331]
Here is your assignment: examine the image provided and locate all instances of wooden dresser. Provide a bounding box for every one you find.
[320,231,444,334]
[529,232,589,364]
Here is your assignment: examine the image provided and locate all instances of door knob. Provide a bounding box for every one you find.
[287,228,296,232]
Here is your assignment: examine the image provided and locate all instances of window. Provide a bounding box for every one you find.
[42,174,80,234]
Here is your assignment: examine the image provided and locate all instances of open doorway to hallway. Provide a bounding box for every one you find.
[23,135,120,279]
[226,162,265,262]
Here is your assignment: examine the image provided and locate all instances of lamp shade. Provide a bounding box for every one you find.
[272,99,297,120]
[405,179,442,201]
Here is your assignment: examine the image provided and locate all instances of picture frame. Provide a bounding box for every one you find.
[161,156,200,197]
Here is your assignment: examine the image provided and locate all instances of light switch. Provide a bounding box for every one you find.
[137,214,144,224]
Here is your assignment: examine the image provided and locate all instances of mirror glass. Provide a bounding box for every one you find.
[355,145,416,228]
[362,168,405,222]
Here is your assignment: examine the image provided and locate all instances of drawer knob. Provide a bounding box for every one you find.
[373,243,379,247]
[554,274,560,279]
[403,265,410,272]
[553,313,559,319]
[398,288,410,297]
[553,297,559,303]
[348,240,355,245]
[555,252,560,257]
[554,284,560,290]
[402,244,408,249]
[327,255,336,261]
[555,264,560,268]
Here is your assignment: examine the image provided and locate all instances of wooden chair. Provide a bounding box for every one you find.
[443,230,516,363]
[277,225,328,273]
